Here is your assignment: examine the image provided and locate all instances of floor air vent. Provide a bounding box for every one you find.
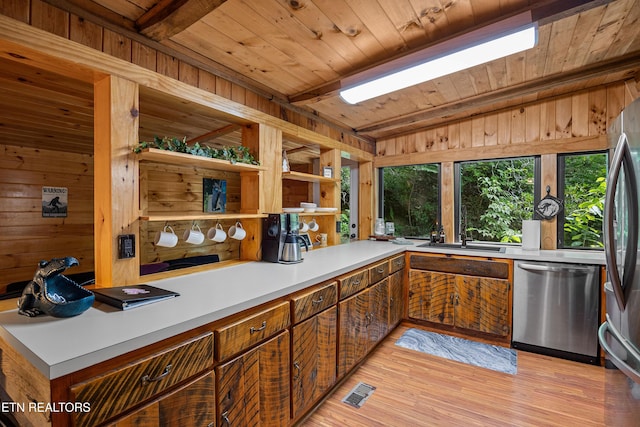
[342,382,376,408]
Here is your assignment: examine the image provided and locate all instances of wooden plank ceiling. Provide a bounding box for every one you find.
[2,0,640,156]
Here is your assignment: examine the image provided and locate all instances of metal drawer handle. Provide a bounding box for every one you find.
[250,320,267,334]
[312,295,324,305]
[141,363,172,385]
[376,267,385,273]
[293,361,301,381]
[221,411,231,426]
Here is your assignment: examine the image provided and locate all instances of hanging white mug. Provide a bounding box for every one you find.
[155,225,178,248]
[207,223,227,243]
[299,220,309,233]
[183,223,205,245]
[308,218,319,232]
[229,222,246,240]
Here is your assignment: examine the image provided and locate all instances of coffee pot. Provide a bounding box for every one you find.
[281,232,308,263]
[261,213,308,264]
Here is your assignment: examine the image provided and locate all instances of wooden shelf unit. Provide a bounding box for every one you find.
[282,170,339,184]
[137,148,265,173]
[140,213,268,221]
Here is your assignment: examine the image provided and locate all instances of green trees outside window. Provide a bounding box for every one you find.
[381,165,440,237]
[559,152,607,248]
[459,158,536,243]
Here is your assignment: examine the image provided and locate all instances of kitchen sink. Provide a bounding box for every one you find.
[417,242,506,253]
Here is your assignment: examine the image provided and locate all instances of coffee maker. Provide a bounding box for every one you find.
[262,213,308,263]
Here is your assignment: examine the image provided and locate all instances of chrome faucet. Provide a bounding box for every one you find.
[460,205,470,247]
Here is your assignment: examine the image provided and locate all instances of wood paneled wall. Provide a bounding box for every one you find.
[0,0,373,156]
[0,144,94,291]
[374,81,640,248]
[375,81,639,164]
[139,162,242,265]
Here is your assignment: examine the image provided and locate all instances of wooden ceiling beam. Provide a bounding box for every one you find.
[358,51,640,138]
[186,123,242,145]
[137,0,228,41]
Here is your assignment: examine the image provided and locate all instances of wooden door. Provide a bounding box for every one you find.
[408,270,455,325]
[110,371,215,427]
[367,278,389,350]
[216,331,290,427]
[337,290,369,378]
[455,275,510,336]
[291,306,337,419]
[388,270,404,330]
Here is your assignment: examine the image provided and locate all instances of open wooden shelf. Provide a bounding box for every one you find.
[282,171,339,183]
[140,213,267,221]
[298,211,340,217]
[137,148,266,173]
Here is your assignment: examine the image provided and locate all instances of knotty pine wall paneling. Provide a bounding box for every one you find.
[0,144,94,293]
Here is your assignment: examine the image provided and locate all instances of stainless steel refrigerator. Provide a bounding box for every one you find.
[600,97,640,423]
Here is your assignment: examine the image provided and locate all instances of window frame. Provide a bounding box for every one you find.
[378,164,442,238]
[454,156,541,244]
[556,150,608,250]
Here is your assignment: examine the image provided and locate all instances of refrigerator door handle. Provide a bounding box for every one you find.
[604,132,639,311]
[599,314,640,384]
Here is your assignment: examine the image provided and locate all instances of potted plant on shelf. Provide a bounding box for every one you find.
[133,136,259,165]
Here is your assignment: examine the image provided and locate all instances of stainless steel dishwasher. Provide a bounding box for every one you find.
[512,260,600,364]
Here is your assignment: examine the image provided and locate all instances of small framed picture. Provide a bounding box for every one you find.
[323,167,333,178]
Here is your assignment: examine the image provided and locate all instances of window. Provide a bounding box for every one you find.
[456,157,538,243]
[379,165,440,237]
[557,152,607,249]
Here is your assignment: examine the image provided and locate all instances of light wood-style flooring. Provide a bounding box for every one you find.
[302,324,636,427]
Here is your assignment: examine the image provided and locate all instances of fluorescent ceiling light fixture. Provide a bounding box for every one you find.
[340,19,538,104]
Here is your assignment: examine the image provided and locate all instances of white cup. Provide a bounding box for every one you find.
[183,224,205,245]
[316,233,328,247]
[299,221,309,233]
[229,222,246,240]
[155,225,178,248]
[308,218,319,232]
[207,223,227,243]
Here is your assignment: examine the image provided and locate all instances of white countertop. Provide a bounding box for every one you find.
[0,240,605,379]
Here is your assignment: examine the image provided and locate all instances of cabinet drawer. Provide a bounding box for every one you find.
[216,301,290,361]
[71,332,213,427]
[292,281,338,324]
[369,260,390,284]
[339,269,369,299]
[389,254,406,274]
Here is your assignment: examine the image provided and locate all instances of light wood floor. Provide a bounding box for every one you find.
[302,324,634,427]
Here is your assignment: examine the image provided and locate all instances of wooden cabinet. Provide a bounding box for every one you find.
[108,371,215,427]
[215,301,291,427]
[215,301,290,361]
[408,253,512,340]
[338,278,389,378]
[291,306,337,420]
[216,331,290,427]
[388,270,404,330]
[70,333,214,427]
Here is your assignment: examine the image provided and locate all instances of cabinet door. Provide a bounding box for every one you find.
[367,278,389,349]
[455,275,510,336]
[291,306,337,419]
[408,270,455,325]
[337,290,369,378]
[216,331,290,427]
[110,371,215,427]
[388,270,404,330]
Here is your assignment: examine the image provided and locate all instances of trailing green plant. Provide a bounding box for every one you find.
[133,136,259,165]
